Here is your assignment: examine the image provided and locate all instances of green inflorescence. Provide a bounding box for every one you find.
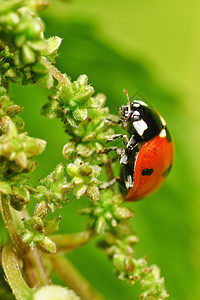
[0,0,169,299]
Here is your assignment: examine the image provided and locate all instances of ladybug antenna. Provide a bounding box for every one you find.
[123,89,130,104]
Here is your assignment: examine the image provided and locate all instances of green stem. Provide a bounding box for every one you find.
[0,195,28,254]
[0,196,50,287]
[23,248,51,287]
[49,230,94,253]
[41,57,71,85]
[2,242,32,300]
[50,254,105,300]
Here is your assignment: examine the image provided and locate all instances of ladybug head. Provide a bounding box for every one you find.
[119,97,164,142]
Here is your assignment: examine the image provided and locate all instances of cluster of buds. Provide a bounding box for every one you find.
[0,117,46,171]
[0,87,24,130]
[42,75,116,163]
[34,159,101,211]
[0,117,46,210]
[21,215,57,254]
[0,0,62,87]
[100,230,168,299]
[79,191,133,234]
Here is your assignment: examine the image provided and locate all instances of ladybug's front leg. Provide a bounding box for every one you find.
[107,134,124,142]
[124,135,138,150]
[98,134,128,154]
[100,176,126,190]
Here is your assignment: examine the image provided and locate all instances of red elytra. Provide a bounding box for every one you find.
[125,131,174,201]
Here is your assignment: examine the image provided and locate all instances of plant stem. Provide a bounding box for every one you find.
[23,247,51,287]
[50,254,105,300]
[41,57,71,85]
[0,195,28,255]
[0,196,50,287]
[104,159,115,182]
[49,230,95,253]
[2,242,32,300]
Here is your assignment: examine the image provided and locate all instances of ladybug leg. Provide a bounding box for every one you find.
[100,178,116,190]
[124,135,138,150]
[98,156,117,166]
[100,176,127,191]
[107,134,123,142]
[116,176,127,190]
[98,147,119,154]
[104,118,121,125]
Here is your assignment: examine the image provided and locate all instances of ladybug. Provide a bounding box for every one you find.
[106,90,174,201]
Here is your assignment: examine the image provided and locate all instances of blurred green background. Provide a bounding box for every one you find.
[10,0,200,299]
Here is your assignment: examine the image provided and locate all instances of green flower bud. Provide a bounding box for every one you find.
[6,104,24,116]
[32,62,48,74]
[33,285,80,300]
[41,100,61,119]
[125,257,135,274]
[34,201,49,218]
[12,185,30,205]
[125,235,140,245]
[0,181,12,194]
[24,137,46,157]
[113,207,134,220]
[29,216,44,232]
[37,73,54,89]
[73,184,87,199]
[113,254,126,271]
[76,143,95,157]
[67,163,79,177]
[0,87,7,96]
[73,108,87,121]
[42,36,62,56]
[27,40,46,51]
[38,236,56,254]
[15,151,27,168]
[62,142,75,160]
[96,216,107,234]
[21,231,34,244]
[79,165,92,177]
[86,185,99,202]
[21,45,35,64]
[14,34,26,47]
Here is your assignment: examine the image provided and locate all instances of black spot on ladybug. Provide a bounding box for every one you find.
[162,164,172,178]
[142,168,154,176]
[165,126,172,143]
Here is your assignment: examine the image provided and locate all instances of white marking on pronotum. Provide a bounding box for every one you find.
[159,128,166,138]
[133,103,140,107]
[133,119,148,136]
[160,116,166,126]
[134,100,148,107]
[134,111,140,116]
